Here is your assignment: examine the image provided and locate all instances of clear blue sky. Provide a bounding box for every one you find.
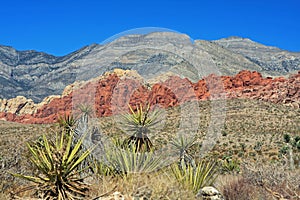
[1,0,300,56]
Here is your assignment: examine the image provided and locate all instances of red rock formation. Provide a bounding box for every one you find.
[0,70,299,124]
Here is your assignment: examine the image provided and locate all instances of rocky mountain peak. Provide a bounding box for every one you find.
[0,45,58,66]
[214,36,281,51]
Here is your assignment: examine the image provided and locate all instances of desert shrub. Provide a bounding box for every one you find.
[284,133,291,143]
[222,177,253,200]
[242,162,300,199]
[294,136,300,150]
[296,141,300,150]
[294,136,300,143]
[12,130,92,200]
[279,134,300,169]
[279,145,290,156]
[221,176,271,200]
[220,157,240,174]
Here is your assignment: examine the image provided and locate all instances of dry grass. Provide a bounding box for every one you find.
[88,171,196,199]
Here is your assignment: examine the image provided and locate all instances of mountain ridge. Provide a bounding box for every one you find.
[214,36,300,74]
[1,32,299,102]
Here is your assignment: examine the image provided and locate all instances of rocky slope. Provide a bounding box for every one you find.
[0,69,299,124]
[214,36,300,75]
[1,32,299,102]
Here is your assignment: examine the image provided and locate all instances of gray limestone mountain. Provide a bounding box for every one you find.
[0,32,299,102]
[214,36,300,75]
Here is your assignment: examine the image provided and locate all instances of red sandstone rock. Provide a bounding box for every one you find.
[1,69,299,124]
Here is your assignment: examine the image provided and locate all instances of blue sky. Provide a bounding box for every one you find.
[1,0,300,56]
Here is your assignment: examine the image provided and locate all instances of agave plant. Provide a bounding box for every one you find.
[171,160,218,193]
[121,103,161,152]
[13,130,93,200]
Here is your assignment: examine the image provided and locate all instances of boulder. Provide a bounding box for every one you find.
[196,186,224,200]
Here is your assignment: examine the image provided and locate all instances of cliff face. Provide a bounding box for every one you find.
[1,32,298,102]
[0,69,299,124]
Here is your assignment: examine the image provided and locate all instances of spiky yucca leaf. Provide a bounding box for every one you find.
[171,160,218,193]
[77,104,93,117]
[12,130,92,200]
[105,145,163,176]
[58,114,77,135]
[121,103,161,152]
[170,135,197,168]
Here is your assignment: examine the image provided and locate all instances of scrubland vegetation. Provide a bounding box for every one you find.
[0,99,299,199]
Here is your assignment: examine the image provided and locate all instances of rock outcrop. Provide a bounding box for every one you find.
[0,96,36,115]
[0,69,299,124]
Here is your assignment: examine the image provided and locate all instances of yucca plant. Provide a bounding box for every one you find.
[171,160,218,193]
[58,114,77,135]
[121,103,161,152]
[170,135,197,169]
[12,130,93,200]
[77,104,93,120]
[105,145,163,177]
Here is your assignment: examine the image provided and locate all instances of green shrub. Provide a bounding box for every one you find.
[279,145,290,156]
[296,140,300,150]
[283,134,291,143]
[294,136,300,148]
[220,157,240,174]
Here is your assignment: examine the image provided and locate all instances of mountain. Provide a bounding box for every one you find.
[1,32,299,102]
[214,36,300,74]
